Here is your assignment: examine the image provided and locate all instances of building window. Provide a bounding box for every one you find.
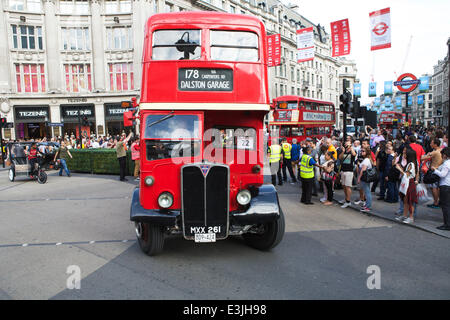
[64,64,92,92]
[60,0,89,15]
[164,2,173,12]
[106,26,133,50]
[61,27,90,51]
[108,63,134,91]
[11,25,43,50]
[229,5,235,13]
[9,0,42,12]
[105,0,132,13]
[15,63,46,93]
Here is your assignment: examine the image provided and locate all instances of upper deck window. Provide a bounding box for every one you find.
[152,29,201,60]
[277,101,297,110]
[210,30,258,62]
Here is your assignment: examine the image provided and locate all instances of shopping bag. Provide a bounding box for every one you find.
[416,183,431,204]
[399,174,409,196]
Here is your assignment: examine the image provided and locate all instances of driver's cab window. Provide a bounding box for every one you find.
[211,126,256,150]
[152,29,201,60]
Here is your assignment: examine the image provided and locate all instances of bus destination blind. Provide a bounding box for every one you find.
[178,68,233,91]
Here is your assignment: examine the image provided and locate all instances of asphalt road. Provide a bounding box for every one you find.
[0,170,449,300]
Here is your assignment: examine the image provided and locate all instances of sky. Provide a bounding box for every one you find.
[282,0,450,104]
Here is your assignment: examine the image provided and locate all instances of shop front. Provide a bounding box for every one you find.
[14,106,50,140]
[105,103,126,136]
[60,104,96,139]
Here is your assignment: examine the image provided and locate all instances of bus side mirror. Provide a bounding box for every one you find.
[123,111,134,127]
[270,99,276,109]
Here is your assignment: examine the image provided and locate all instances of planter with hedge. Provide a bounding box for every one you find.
[65,149,135,176]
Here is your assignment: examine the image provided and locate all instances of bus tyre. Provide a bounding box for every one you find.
[37,170,47,184]
[243,207,285,251]
[135,222,165,256]
[9,168,15,182]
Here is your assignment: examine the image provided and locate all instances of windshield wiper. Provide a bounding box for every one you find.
[147,111,175,128]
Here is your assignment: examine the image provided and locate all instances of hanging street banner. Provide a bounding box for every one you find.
[353,83,361,97]
[419,76,430,92]
[267,34,281,67]
[385,96,392,107]
[297,27,314,62]
[384,81,393,96]
[408,95,412,106]
[374,97,380,106]
[369,82,377,97]
[330,19,351,57]
[417,95,424,105]
[395,96,402,107]
[369,7,391,51]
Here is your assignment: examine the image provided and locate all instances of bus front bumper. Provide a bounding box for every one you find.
[130,185,280,227]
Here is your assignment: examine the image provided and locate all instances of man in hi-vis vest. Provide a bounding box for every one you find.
[281,138,297,183]
[300,146,322,204]
[268,138,283,186]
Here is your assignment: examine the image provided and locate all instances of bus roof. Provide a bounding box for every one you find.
[145,11,265,29]
[273,95,334,106]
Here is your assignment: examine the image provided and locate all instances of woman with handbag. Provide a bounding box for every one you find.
[395,148,419,224]
[357,147,374,213]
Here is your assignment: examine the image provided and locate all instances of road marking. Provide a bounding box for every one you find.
[0,239,136,249]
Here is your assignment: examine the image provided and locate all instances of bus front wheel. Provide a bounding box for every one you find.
[135,222,165,256]
[243,207,285,251]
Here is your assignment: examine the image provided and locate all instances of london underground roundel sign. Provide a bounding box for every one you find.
[394,73,420,93]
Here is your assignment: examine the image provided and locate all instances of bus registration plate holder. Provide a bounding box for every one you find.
[194,233,216,243]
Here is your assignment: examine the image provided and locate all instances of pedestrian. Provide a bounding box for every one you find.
[268,138,283,186]
[339,139,356,208]
[422,137,443,209]
[299,146,322,205]
[131,136,141,181]
[375,141,388,200]
[309,138,319,195]
[385,144,399,203]
[53,140,73,177]
[291,138,300,181]
[408,135,425,167]
[356,147,374,213]
[116,131,133,182]
[281,138,297,183]
[430,147,450,231]
[395,148,419,224]
[321,151,336,206]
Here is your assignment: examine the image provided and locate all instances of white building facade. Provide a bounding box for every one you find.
[0,0,357,140]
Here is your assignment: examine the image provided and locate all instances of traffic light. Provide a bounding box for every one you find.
[0,117,7,128]
[352,100,361,118]
[82,115,90,126]
[339,91,352,114]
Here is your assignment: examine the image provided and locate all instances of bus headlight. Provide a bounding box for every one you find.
[236,190,251,206]
[144,176,154,186]
[158,192,173,209]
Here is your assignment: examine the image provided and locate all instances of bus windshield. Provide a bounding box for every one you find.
[144,114,200,139]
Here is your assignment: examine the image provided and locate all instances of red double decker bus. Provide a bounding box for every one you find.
[128,12,284,255]
[379,111,404,129]
[268,95,335,143]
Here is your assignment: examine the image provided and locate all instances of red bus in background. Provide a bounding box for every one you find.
[129,12,284,256]
[379,111,404,129]
[268,95,335,143]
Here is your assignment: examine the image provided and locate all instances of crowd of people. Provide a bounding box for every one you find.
[269,125,450,231]
[1,131,141,182]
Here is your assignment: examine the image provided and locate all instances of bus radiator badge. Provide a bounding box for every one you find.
[200,164,211,177]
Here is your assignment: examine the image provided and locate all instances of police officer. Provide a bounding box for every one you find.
[268,138,283,186]
[300,146,322,204]
[281,138,297,183]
